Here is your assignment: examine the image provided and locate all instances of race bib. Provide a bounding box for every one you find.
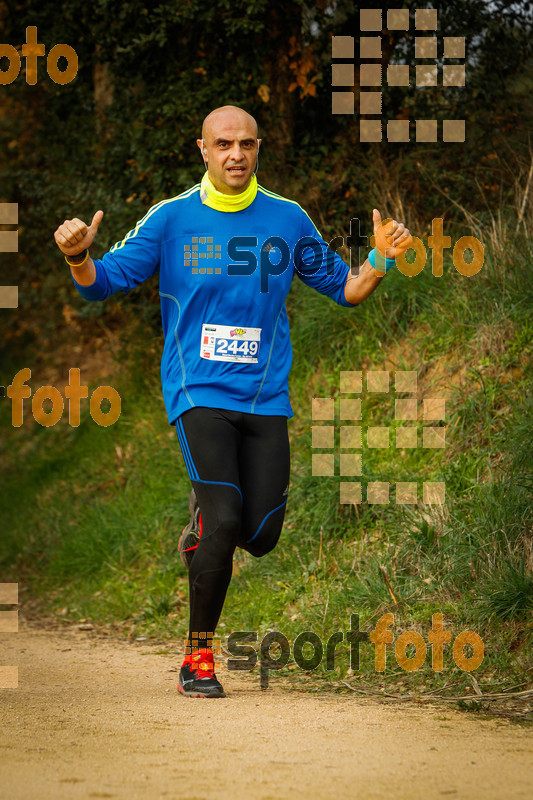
[200,323,261,363]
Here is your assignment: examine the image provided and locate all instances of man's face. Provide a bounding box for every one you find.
[197,111,261,195]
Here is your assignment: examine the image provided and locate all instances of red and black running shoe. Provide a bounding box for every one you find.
[178,489,203,569]
[178,648,226,698]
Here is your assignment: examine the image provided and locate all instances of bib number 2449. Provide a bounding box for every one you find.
[200,323,261,364]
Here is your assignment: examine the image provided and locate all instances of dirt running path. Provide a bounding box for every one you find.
[1,619,532,800]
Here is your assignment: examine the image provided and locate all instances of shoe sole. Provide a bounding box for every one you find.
[178,529,199,569]
[188,487,198,518]
[178,488,200,569]
[177,684,226,698]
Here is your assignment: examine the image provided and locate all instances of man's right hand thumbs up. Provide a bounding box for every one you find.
[54,210,104,256]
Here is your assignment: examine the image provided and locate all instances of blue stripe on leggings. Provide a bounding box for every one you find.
[247,498,287,543]
[175,424,242,500]
[176,419,199,479]
[194,479,243,502]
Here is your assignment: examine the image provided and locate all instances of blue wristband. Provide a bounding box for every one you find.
[368,247,396,273]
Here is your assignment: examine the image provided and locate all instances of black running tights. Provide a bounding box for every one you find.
[175,407,290,650]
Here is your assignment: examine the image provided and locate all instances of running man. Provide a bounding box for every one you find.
[54,105,412,698]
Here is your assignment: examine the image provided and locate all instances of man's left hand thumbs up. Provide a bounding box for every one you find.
[373,208,413,260]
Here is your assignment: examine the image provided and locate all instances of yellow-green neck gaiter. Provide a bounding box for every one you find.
[200,172,257,212]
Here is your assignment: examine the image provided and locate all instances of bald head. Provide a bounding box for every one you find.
[197,105,262,195]
[201,105,258,141]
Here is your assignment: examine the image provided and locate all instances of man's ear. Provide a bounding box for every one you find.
[197,138,208,167]
[257,138,262,150]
